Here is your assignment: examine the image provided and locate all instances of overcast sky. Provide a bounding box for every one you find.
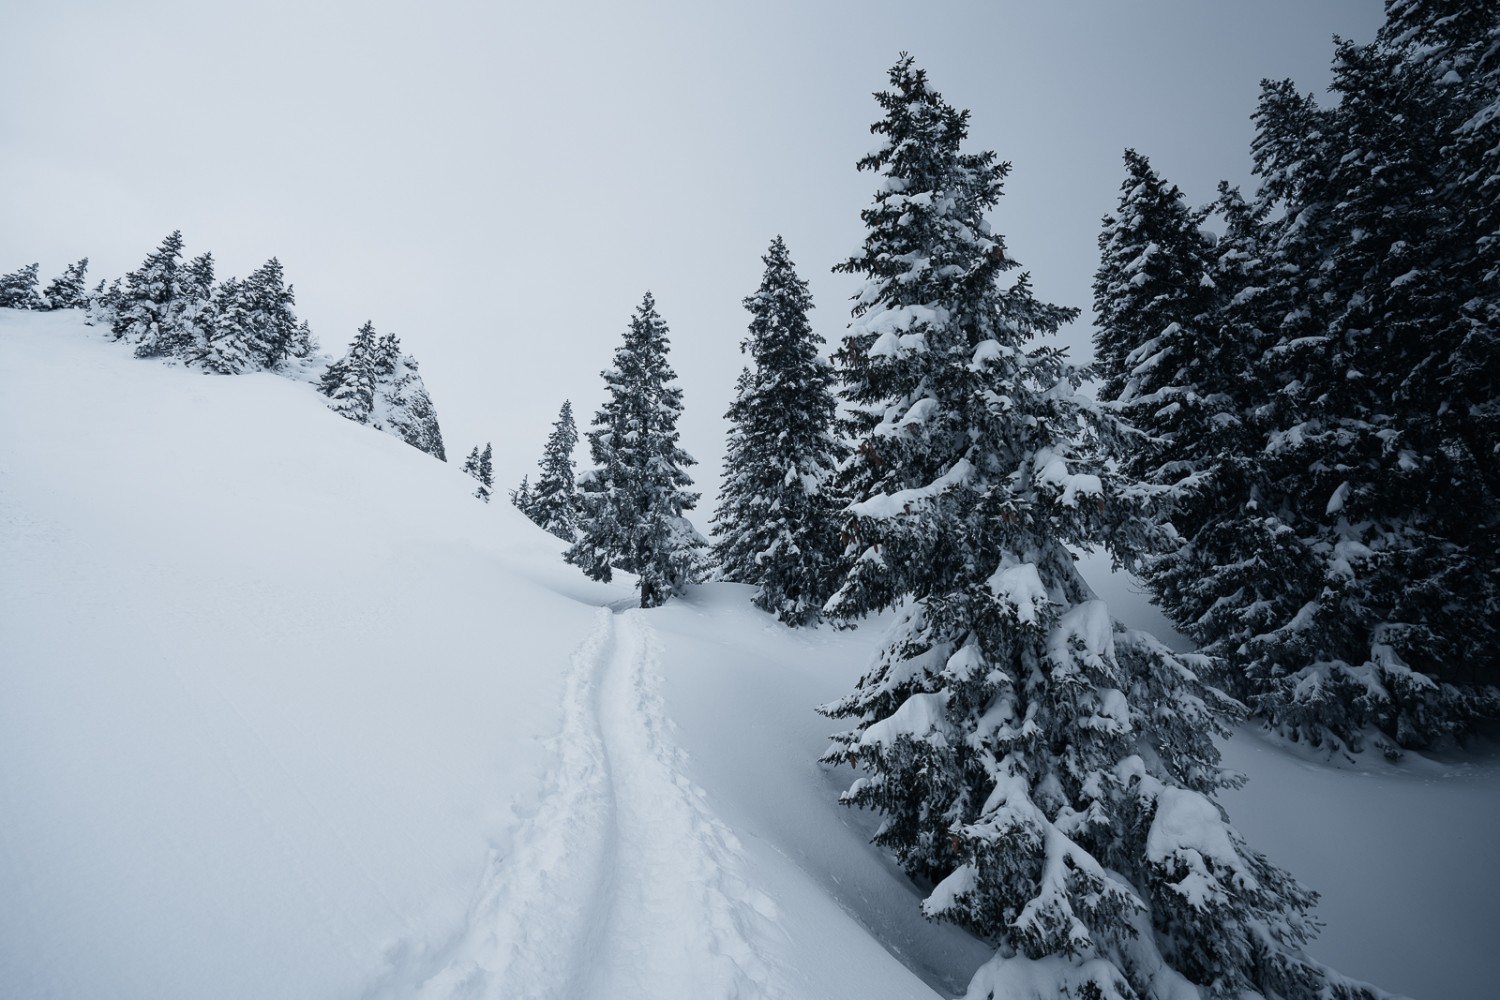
[3,0,1383,515]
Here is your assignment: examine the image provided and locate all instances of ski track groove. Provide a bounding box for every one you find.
[411,607,785,1000]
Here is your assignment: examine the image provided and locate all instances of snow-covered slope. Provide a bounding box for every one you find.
[3,309,1496,999]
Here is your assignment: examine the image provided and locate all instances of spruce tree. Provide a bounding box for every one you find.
[711,235,844,624]
[319,321,379,423]
[821,56,1381,1000]
[0,263,45,309]
[1092,150,1228,488]
[175,252,217,362]
[509,474,534,516]
[242,258,300,368]
[566,292,705,608]
[115,231,186,357]
[471,440,495,500]
[42,258,89,310]
[1138,4,1500,755]
[527,401,580,540]
[86,277,123,328]
[289,319,317,361]
[198,277,256,375]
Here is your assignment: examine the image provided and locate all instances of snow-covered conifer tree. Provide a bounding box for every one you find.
[198,278,257,375]
[567,292,705,607]
[820,56,1383,1000]
[464,442,493,502]
[242,258,301,369]
[0,263,45,309]
[1091,154,1278,730]
[525,401,580,539]
[173,252,217,362]
[509,474,534,516]
[288,319,317,362]
[115,231,186,357]
[711,236,844,624]
[85,277,123,328]
[319,321,379,423]
[41,258,89,310]
[1093,150,1229,488]
[1158,5,1500,755]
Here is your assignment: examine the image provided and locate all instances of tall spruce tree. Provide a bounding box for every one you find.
[821,56,1382,1000]
[526,401,580,540]
[1093,150,1230,491]
[711,235,844,624]
[566,292,705,608]
[1132,2,1500,755]
[1091,155,1281,744]
[42,258,89,310]
[0,263,45,309]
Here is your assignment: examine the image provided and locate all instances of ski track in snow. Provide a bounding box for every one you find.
[410,606,786,1000]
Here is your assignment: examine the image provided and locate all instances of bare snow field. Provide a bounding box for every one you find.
[3,308,1496,999]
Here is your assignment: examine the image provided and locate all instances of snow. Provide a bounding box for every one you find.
[959,952,1144,1000]
[0,310,613,1000]
[860,691,951,749]
[3,309,1497,1000]
[987,560,1049,624]
[1033,447,1103,507]
[1218,730,1500,1000]
[853,303,946,340]
[1145,787,1248,893]
[1327,479,1351,513]
[848,457,975,519]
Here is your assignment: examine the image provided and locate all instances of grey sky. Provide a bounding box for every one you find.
[3,1,1383,510]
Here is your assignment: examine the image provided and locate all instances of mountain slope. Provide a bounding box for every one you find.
[3,309,1496,999]
[0,310,973,1000]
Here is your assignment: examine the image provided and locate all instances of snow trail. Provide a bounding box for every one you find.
[408,607,785,1000]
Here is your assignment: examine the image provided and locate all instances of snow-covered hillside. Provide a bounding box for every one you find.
[2,309,1496,999]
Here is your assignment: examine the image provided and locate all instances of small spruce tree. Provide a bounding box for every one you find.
[320,321,379,423]
[0,263,45,309]
[469,442,493,502]
[42,258,89,310]
[526,401,581,540]
[509,473,534,515]
[198,278,256,375]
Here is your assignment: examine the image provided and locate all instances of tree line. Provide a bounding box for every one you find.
[2,232,445,461]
